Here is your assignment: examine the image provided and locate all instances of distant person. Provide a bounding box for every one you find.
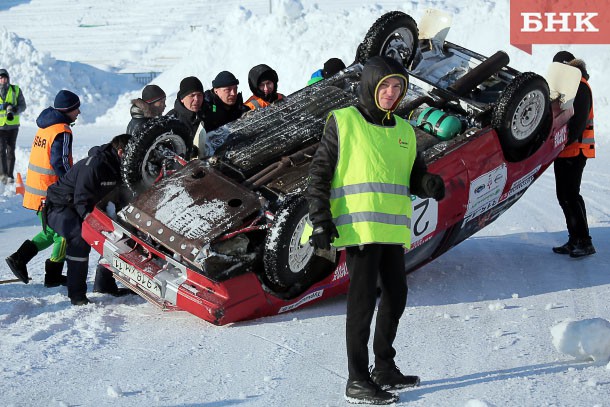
[45,134,132,305]
[551,51,596,258]
[307,57,346,85]
[0,68,27,184]
[5,90,80,287]
[244,64,284,110]
[126,84,166,135]
[202,71,249,132]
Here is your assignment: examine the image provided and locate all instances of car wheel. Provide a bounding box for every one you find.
[492,72,550,161]
[263,196,337,292]
[356,11,418,67]
[122,117,191,193]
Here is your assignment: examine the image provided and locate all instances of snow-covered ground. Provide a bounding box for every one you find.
[1,1,610,406]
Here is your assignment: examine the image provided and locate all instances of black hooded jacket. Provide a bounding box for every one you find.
[566,59,592,146]
[306,56,430,225]
[248,64,281,103]
[201,90,249,132]
[46,143,122,221]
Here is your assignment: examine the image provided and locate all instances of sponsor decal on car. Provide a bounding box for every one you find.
[331,262,349,282]
[501,165,541,202]
[278,289,324,313]
[464,164,507,222]
[553,125,568,149]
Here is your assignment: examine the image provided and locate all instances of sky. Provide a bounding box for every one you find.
[1,1,610,406]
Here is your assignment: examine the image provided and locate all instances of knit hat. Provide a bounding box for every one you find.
[142,84,166,103]
[553,51,575,63]
[177,76,204,100]
[323,58,346,78]
[54,90,81,112]
[0,69,8,79]
[212,71,239,88]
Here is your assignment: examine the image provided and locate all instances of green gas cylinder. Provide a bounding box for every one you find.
[416,107,462,140]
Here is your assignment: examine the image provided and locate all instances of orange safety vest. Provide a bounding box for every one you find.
[245,93,284,110]
[559,78,595,158]
[23,123,73,210]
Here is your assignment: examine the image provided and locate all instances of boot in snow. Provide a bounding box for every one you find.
[344,380,398,405]
[44,260,67,287]
[5,240,38,284]
[552,237,575,255]
[93,265,134,297]
[371,365,420,390]
[569,238,596,258]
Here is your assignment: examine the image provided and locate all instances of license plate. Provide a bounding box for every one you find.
[112,256,162,297]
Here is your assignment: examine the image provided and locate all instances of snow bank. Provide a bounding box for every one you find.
[0,29,140,124]
[551,318,610,363]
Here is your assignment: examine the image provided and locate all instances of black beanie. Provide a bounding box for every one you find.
[212,71,239,88]
[178,76,204,100]
[142,84,166,103]
[0,69,8,79]
[54,90,81,112]
[553,51,575,63]
[323,58,346,78]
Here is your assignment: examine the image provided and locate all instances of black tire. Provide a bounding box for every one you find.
[122,117,191,193]
[356,11,418,67]
[492,72,550,162]
[263,196,337,291]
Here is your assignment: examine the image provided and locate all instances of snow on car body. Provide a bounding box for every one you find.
[82,11,579,325]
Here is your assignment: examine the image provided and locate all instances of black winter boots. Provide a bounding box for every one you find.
[345,380,398,405]
[5,240,38,284]
[553,236,595,258]
[93,265,133,297]
[370,365,421,390]
[44,260,67,287]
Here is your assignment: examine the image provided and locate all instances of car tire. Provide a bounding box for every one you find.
[122,116,192,193]
[263,196,337,292]
[356,11,419,67]
[492,72,551,162]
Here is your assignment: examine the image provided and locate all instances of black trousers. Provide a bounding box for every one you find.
[554,153,590,241]
[47,206,91,299]
[345,244,407,381]
[0,128,18,178]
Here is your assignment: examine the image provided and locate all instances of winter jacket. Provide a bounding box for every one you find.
[559,59,595,158]
[201,89,249,132]
[46,143,122,221]
[126,98,161,135]
[306,56,431,227]
[34,107,74,177]
[0,83,26,129]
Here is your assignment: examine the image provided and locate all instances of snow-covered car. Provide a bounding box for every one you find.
[82,10,580,325]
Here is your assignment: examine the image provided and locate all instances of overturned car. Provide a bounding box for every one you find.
[82,10,581,325]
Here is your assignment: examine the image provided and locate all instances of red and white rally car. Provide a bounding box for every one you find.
[82,10,581,325]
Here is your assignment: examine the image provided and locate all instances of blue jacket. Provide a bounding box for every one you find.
[35,107,73,177]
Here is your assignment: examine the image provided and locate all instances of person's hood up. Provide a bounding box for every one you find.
[35,107,73,129]
[357,56,409,124]
[248,64,279,101]
[568,59,589,81]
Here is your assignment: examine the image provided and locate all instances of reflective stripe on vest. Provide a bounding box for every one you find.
[23,123,73,211]
[0,85,21,126]
[559,78,595,158]
[329,106,417,248]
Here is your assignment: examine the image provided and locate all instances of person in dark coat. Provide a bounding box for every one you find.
[306,56,445,404]
[307,57,346,85]
[551,51,596,258]
[126,84,166,135]
[0,68,27,184]
[166,76,205,139]
[201,71,249,132]
[244,64,284,110]
[45,134,132,305]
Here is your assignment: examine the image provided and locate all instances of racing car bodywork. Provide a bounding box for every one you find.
[82,10,579,325]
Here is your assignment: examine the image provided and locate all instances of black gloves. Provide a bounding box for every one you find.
[309,220,339,250]
[421,173,445,200]
[5,104,14,121]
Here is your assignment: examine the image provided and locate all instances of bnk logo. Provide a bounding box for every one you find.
[510,0,610,54]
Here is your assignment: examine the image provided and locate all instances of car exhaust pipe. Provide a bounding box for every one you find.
[448,50,510,96]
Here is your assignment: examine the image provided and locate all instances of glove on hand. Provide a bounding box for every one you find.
[5,104,14,121]
[422,173,445,200]
[309,221,339,250]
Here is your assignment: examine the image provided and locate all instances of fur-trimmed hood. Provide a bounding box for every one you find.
[568,59,589,80]
[130,98,160,119]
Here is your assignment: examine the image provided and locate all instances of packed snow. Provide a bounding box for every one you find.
[1,0,610,406]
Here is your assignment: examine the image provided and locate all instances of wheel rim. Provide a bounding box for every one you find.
[510,89,545,141]
[381,28,415,65]
[140,132,187,187]
[287,214,314,273]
